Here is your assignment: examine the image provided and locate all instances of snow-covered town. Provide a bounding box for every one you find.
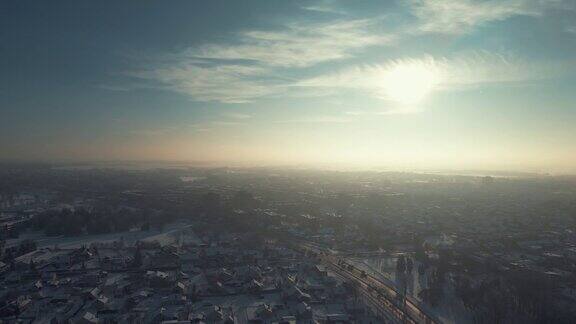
[1,222,382,323]
[2,165,576,323]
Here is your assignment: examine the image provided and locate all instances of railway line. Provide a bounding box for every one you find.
[294,241,441,324]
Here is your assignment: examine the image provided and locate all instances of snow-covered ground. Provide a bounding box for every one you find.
[350,256,474,324]
[6,221,198,249]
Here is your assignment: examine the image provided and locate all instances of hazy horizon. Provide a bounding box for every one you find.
[1,159,573,178]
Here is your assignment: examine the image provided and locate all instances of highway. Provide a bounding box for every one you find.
[294,241,442,324]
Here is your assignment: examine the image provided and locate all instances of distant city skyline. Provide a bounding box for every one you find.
[2,0,576,173]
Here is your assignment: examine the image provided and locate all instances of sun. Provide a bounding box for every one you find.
[381,61,439,105]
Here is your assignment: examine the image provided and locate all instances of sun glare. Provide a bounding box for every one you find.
[382,61,439,105]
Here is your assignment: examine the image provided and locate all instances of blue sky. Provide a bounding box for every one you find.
[1,0,576,172]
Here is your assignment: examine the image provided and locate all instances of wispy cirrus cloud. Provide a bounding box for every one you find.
[295,51,574,102]
[128,18,391,103]
[406,0,572,35]
[275,115,353,124]
[190,19,390,68]
[300,0,346,15]
[220,112,252,120]
[125,0,573,105]
[129,63,280,103]
[187,117,249,134]
[210,120,244,126]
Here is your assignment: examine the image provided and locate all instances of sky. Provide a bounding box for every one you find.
[1,0,576,172]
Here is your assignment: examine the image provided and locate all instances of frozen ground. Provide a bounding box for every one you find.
[6,221,199,249]
[350,256,474,324]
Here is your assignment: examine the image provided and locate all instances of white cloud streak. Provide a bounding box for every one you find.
[300,0,346,14]
[221,112,252,119]
[407,0,571,35]
[296,52,574,100]
[130,64,279,103]
[275,115,352,124]
[127,0,572,104]
[190,19,389,68]
[128,18,391,103]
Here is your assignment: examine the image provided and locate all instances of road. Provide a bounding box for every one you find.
[294,240,442,324]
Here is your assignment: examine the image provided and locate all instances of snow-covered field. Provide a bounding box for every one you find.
[7,221,199,249]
